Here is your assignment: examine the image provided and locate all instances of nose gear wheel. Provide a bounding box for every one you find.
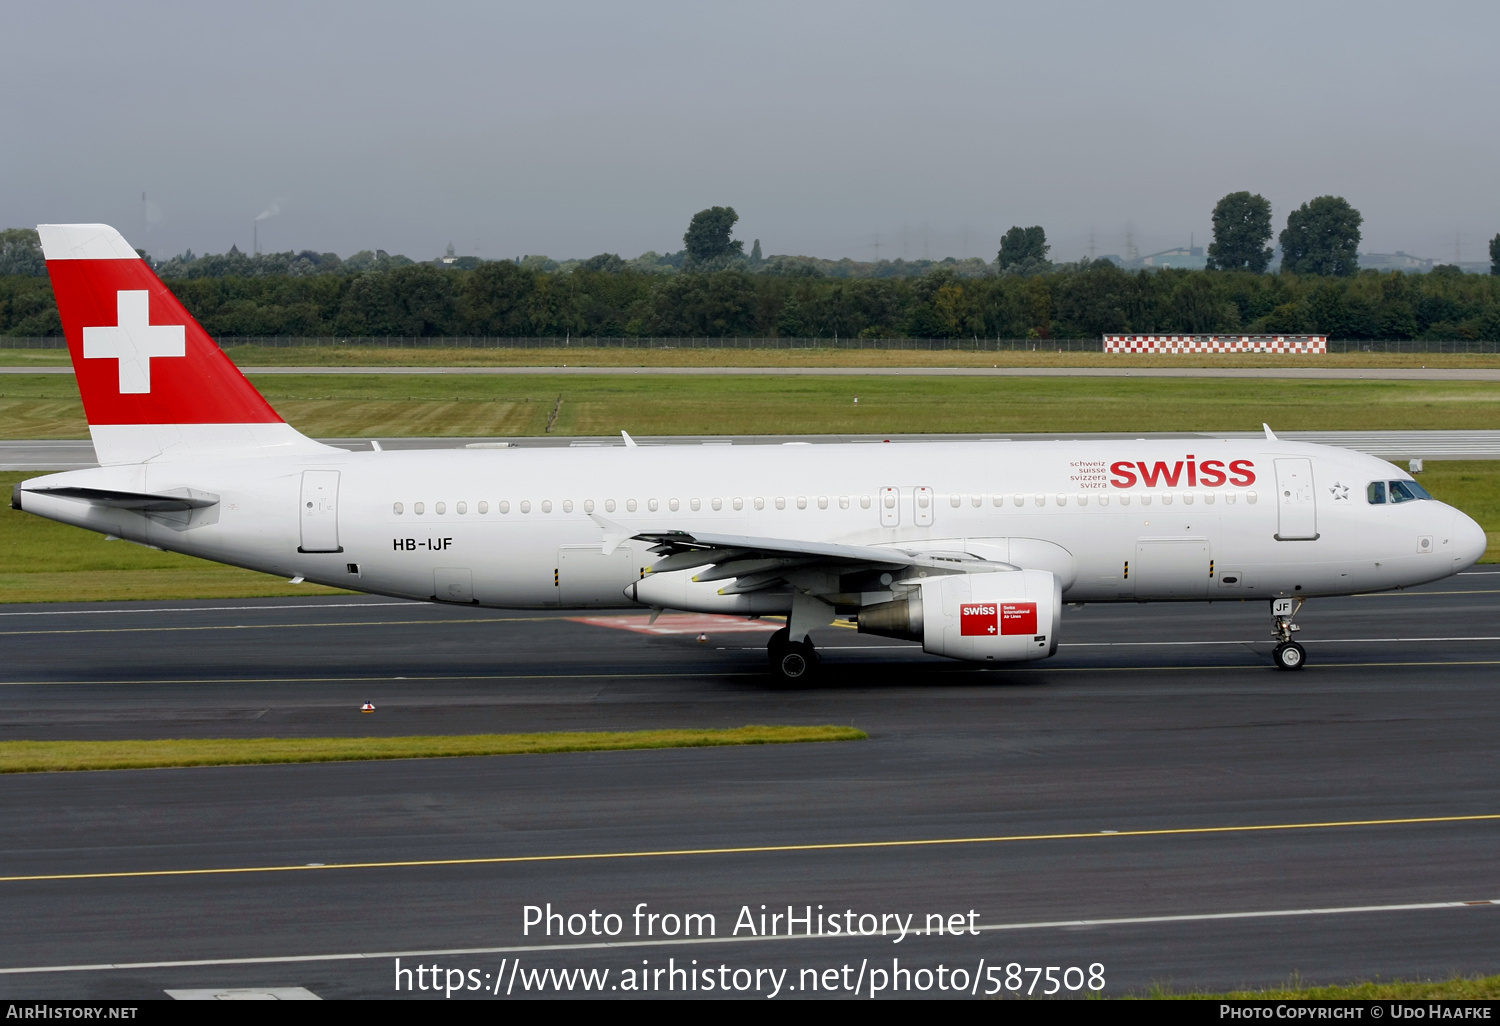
[1271,598,1307,671]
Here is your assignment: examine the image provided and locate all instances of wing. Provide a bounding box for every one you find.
[632,528,1016,597]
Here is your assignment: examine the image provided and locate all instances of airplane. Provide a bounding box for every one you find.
[12,224,1489,681]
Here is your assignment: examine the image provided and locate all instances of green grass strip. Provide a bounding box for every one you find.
[1145,973,1500,1000]
[0,725,866,774]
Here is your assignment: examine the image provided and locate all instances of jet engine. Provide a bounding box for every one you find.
[858,569,1060,662]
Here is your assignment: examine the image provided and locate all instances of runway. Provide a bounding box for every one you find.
[2,574,1499,998]
[6,430,1499,471]
[5,364,1500,380]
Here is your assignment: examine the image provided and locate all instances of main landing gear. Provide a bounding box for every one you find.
[1271,597,1306,671]
[767,626,819,684]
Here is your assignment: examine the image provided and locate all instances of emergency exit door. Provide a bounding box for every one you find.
[1273,458,1318,540]
[298,470,342,553]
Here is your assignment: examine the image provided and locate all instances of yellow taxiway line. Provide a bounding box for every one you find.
[3,812,1496,885]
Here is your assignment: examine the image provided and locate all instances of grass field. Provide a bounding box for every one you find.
[4,372,1500,439]
[0,726,867,773]
[4,462,1495,604]
[4,346,1500,369]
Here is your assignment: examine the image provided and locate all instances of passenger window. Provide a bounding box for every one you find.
[669,498,680,511]
[689,498,700,511]
[478,501,489,514]
[1246,491,1258,504]
[393,502,404,515]
[733,497,743,510]
[883,492,896,509]
[711,498,721,511]
[860,495,871,509]
[971,495,981,508]
[626,499,637,512]
[583,499,594,513]
[755,497,765,510]
[541,500,552,513]
[457,501,467,514]
[839,496,850,509]
[520,500,531,513]
[776,497,786,510]
[796,496,807,509]
[414,502,425,514]
[604,499,616,512]
[1055,494,1066,506]
[818,496,828,509]
[949,495,960,508]
[1367,482,1386,504]
[648,499,659,512]
[562,500,573,513]
[499,501,510,514]
[1076,494,1088,506]
[435,501,447,515]
[992,495,1003,507]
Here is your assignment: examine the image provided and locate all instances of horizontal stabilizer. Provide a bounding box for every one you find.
[24,485,219,512]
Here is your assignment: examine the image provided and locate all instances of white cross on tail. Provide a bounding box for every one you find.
[82,290,186,394]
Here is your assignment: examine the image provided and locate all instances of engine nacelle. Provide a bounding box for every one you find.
[859,569,1060,662]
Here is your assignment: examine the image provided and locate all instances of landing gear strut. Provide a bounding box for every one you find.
[767,626,818,684]
[1271,597,1306,671]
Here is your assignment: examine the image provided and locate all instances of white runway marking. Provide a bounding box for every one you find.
[3,899,1496,976]
[1059,637,1500,647]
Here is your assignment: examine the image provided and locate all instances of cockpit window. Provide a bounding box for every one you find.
[1367,481,1386,504]
[1388,479,1432,503]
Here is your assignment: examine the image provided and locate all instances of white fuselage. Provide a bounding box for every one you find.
[20,438,1485,611]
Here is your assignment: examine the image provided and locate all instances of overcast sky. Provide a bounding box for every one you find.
[3,1,1496,264]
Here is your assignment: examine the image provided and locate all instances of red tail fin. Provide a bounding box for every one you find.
[39,224,328,464]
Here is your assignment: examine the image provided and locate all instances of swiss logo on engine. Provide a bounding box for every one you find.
[1000,602,1038,635]
[959,603,997,636]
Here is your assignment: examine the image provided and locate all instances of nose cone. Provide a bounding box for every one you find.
[1453,509,1488,571]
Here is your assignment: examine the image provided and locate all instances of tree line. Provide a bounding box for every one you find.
[4,254,1499,341]
[4,205,1500,340]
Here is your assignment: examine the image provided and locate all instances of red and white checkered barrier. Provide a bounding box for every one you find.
[1103,335,1327,354]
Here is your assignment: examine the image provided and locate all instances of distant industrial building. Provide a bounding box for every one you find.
[1359,251,1490,274]
[1138,245,1206,270]
[1103,243,1207,271]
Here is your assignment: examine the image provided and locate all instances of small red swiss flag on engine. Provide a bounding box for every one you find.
[960,603,998,636]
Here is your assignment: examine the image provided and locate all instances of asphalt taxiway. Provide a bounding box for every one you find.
[1,574,1498,998]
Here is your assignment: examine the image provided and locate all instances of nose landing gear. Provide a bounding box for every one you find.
[1271,597,1306,671]
[767,625,819,684]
